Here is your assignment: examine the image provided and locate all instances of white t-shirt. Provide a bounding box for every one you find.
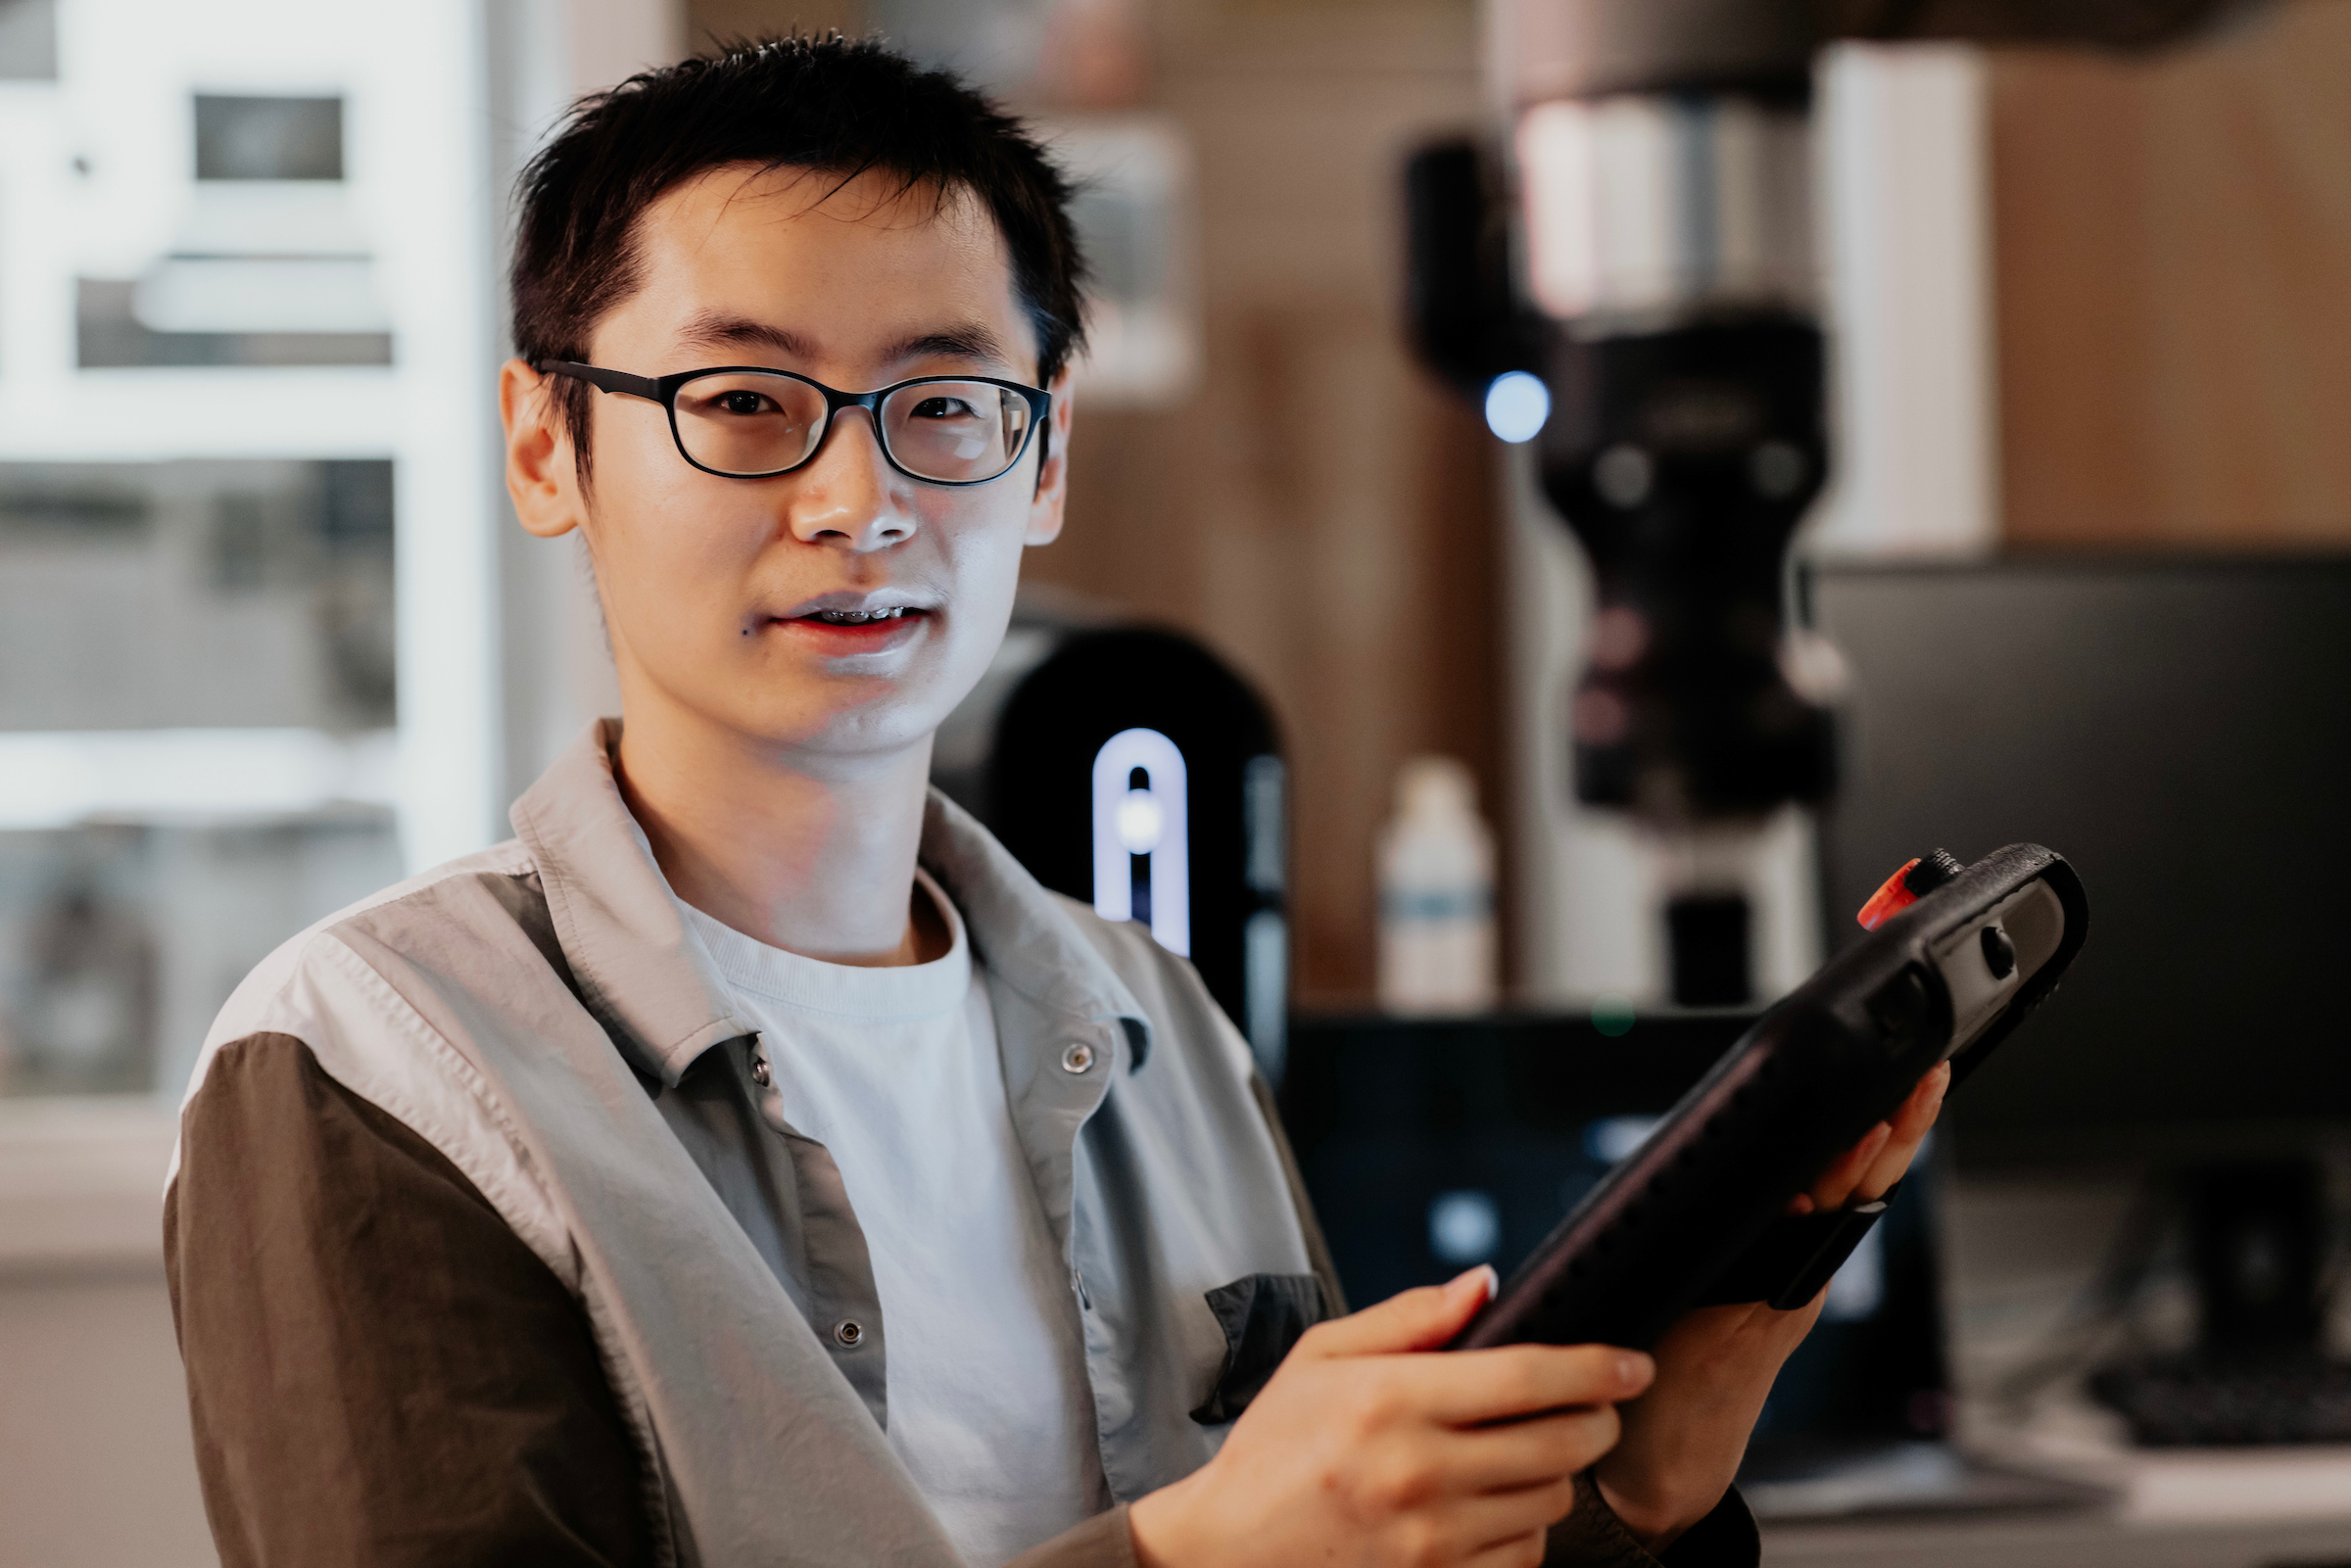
[675,873,1109,1566]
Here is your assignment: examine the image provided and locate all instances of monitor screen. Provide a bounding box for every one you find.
[1808,557,2351,1164]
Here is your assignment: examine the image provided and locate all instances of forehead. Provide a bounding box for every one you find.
[614,164,1033,370]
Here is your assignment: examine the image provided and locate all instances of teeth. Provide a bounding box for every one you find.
[811,606,907,624]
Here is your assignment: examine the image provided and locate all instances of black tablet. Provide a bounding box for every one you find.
[1451,843,2089,1353]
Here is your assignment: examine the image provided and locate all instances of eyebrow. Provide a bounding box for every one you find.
[673,312,1017,375]
[882,324,1015,371]
[676,313,815,359]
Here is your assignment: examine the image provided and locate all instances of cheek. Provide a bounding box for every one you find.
[923,492,1032,607]
[590,464,767,637]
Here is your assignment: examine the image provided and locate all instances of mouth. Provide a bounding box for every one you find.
[769,597,934,647]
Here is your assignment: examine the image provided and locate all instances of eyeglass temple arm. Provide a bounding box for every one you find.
[544,361,663,403]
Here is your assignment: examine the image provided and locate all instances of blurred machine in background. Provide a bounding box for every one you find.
[1812,557,2351,1445]
[932,608,1290,1076]
[1403,0,2258,1008]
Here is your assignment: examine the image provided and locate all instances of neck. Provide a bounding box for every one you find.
[612,700,945,968]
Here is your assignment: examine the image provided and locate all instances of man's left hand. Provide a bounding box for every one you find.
[1589,1061,1952,1552]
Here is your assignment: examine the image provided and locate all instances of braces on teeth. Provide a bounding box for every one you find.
[809,607,908,624]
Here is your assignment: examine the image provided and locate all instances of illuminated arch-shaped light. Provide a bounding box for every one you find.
[1091,727,1189,956]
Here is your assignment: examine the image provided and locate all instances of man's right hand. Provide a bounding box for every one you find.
[1127,1266,1654,1568]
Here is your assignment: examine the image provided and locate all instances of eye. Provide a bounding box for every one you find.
[716,390,774,416]
[908,395,981,421]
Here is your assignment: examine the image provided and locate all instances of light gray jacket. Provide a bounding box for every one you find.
[174,721,1332,1566]
[168,721,1724,1568]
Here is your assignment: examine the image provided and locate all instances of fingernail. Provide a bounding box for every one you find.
[1616,1351,1654,1387]
[1453,1264,1499,1303]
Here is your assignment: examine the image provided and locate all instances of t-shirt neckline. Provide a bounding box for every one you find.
[675,867,973,1022]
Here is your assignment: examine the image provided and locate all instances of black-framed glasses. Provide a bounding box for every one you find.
[543,361,1053,487]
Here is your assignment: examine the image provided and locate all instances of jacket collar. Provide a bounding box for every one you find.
[509,719,1151,1085]
[916,785,1153,1071]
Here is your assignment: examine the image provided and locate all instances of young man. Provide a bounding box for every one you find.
[165,35,1945,1568]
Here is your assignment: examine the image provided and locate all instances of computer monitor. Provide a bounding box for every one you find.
[1805,557,2351,1167]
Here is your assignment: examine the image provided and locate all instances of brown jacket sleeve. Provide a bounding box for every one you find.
[166,1032,655,1567]
[1547,1472,1760,1567]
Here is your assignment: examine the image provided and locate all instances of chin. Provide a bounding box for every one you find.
[743,684,949,760]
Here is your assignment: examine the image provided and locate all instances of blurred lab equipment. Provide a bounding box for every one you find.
[1811,556,2351,1444]
[1375,756,1498,1014]
[3,873,156,1095]
[1402,0,2260,1005]
[0,460,405,1100]
[933,612,1289,1079]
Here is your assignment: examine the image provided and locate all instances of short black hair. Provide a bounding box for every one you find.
[510,33,1087,472]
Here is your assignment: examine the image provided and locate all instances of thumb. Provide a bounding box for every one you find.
[1304,1265,1499,1358]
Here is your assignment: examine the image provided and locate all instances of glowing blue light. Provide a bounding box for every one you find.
[1484,371,1551,444]
[1584,1115,1662,1164]
[1429,1190,1501,1264]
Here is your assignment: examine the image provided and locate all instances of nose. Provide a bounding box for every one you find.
[784,407,914,552]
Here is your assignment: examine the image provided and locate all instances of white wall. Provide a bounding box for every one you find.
[0,1101,213,1567]
[1807,42,1998,560]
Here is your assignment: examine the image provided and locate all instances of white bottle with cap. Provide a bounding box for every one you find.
[1376,755,1499,1014]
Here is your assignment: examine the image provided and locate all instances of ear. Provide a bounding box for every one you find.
[1024,368,1075,547]
[502,357,587,540]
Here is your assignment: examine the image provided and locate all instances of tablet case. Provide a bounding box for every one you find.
[1451,843,2089,1352]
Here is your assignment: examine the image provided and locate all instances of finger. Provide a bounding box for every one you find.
[1443,1473,1585,1555]
[1303,1265,1497,1359]
[1422,1402,1624,1492]
[1806,1119,1893,1212]
[1855,1061,1949,1201]
[1376,1476,1581,1565]
[1400,1342,1654,1427]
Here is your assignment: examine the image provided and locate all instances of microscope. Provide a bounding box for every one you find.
[1405,0,2252,1006]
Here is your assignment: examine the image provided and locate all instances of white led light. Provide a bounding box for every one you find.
[1091,728,1190,956]
[1484,371,1551,444]
[1114,787,1165,853]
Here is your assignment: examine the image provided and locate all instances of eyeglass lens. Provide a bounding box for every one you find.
[670,373,1034,483]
